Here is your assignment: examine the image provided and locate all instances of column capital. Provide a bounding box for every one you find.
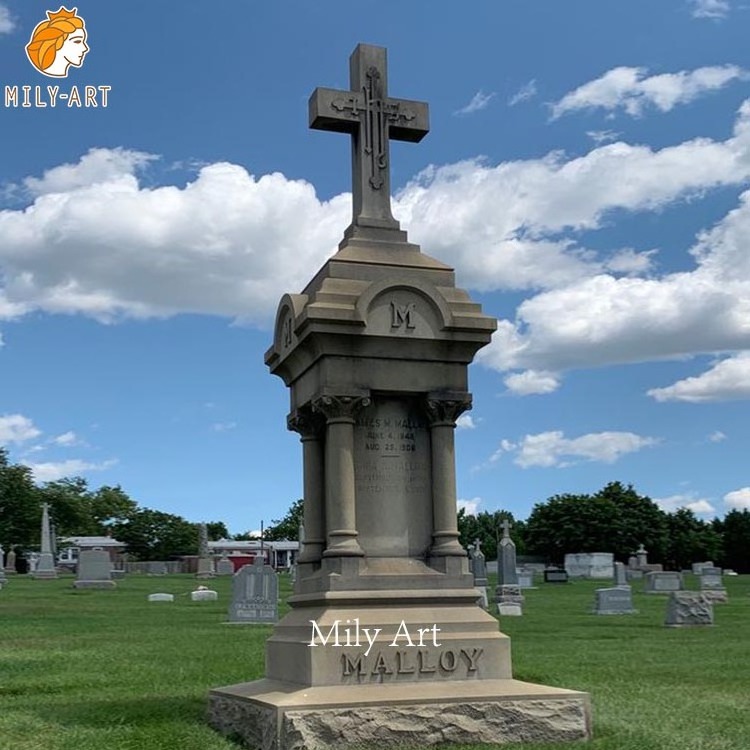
[312,392,371,423]
[287,406,326,439]
[424,391,472,427]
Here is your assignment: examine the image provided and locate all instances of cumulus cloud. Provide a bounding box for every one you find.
[724,487,750,509]
[51,431,80,446]
[551,65,748,118]
[454,91,495,116]
[211,421,237,432]
[0,4,14,34]
[690,0,730,19]
[648,353,750,402]
[492,430,659,468]
[0,414,41,445]
[587,130,621,145]
[458,497,482,515]
[508,80,537,107]
[3,99,750,397]
[708,430,727,442]
[25,458,118,483]
[654,493,716,514]
[456,414,477,430]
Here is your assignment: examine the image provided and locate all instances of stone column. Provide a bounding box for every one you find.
[288,407,326,563]
[425,392,472,558]
[32,502,58,579]
[313,394,370,557]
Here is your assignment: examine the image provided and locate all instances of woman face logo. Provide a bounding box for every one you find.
[26,7,90,78]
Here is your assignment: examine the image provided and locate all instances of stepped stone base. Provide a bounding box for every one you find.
[73,580,117,589]
[208,678,591,749]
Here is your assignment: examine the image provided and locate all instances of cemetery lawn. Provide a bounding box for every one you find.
[1,574,748,750]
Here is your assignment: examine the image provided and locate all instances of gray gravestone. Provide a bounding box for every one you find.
[31,503,58,579]
[208,43,591,749]
[216,555,234,576]
[594,587,636,615]
[636,544,648,567]
[227,560,278,623]
[196,522,215,578]
[0,545,6,584]
[517,568,535,589]
[644,571,683,594]
[148,593,174,602]
[191,587,218,602]
[614,561,628,587]
[497,519,518,586]
[544,567,569,583]
[4,547,16,575]
[665,591,713,627]
[74,549,116,589]
[470,539,487,587]
[147,561,168,575]
[565,552,614,579]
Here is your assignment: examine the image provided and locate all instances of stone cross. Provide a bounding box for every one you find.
[501,519,512,539]
[309,44,429,238]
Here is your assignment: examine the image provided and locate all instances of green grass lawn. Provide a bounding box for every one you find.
[1,572,748,750]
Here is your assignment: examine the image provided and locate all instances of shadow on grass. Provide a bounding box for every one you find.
[30,693,207,729]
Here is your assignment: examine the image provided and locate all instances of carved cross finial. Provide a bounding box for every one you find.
[502,519,512,539]
[309,44,429,241]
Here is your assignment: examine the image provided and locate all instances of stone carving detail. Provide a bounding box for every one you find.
[665,591,714,627]
[424,395,472,426]
[287,407,325,438]
[312,395,371,422]
[280,699,590,748]
[207,696,276,750]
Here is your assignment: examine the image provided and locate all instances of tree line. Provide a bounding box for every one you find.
[458,481,750,573]
[3,448,748,572]
[0,449,228,562]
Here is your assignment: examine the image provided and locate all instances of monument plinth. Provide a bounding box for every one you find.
[209,43,591,749]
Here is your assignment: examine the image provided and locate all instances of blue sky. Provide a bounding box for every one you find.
[1,0,749,535]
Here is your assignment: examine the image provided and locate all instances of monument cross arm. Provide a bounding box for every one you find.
[308,44,429,236]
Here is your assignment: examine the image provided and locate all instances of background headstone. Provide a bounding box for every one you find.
[594,587,636,615]
[665,591,713,627]
[196,522,215,579]
[565,552,614,579]
[517,568,536,589]
[227,559,278,623]
[191,587,218,602]
[544,567,569,583]
[148,593,174,602]
[4,547,17,575]
[644,571,683,594]
[216,555,234,576]
[470,539,487,587]
[73,549,116,589]
[614,561,628,587]
[496,519,518,586]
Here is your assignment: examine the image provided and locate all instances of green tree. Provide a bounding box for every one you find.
[0,449,41,549]
[110,508,197,561]
[714,509,750,573]
[263,499,303,541]
[206,521,230,541]
[663,508,722,570]
[524,483,669,563]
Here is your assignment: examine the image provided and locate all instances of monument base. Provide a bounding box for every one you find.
[73,580,117,589]
[31,570,59,579]
[208,678,591,749]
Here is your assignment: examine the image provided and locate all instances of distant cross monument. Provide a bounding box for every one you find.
[309,44,429,240]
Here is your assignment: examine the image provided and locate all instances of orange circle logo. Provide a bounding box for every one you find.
[26,7,89,78]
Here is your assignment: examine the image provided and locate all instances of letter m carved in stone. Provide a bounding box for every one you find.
[390,300,416,330]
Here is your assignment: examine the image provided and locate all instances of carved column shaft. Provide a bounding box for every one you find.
[312,395,370,557]
[425,394,472,557]
[288,409,326,564]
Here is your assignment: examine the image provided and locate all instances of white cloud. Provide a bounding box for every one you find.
[648,353,750,402]
[458,497,482,515]
[456,414,477,430]
[724,487,750,509]
[454,91,495,116]
[587,130,621,145]
[52,431,79,446]
[0,414,41,445]
[508,80,537,107]
[211,421,237,432]
[690,0,730,19]
[0,5,14,34]
[708,430,727,442]
[654,493,716,514]
[25,458,117,483]
[497,430,658,468]
[551,65,748,118]
[503,370,560,395]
